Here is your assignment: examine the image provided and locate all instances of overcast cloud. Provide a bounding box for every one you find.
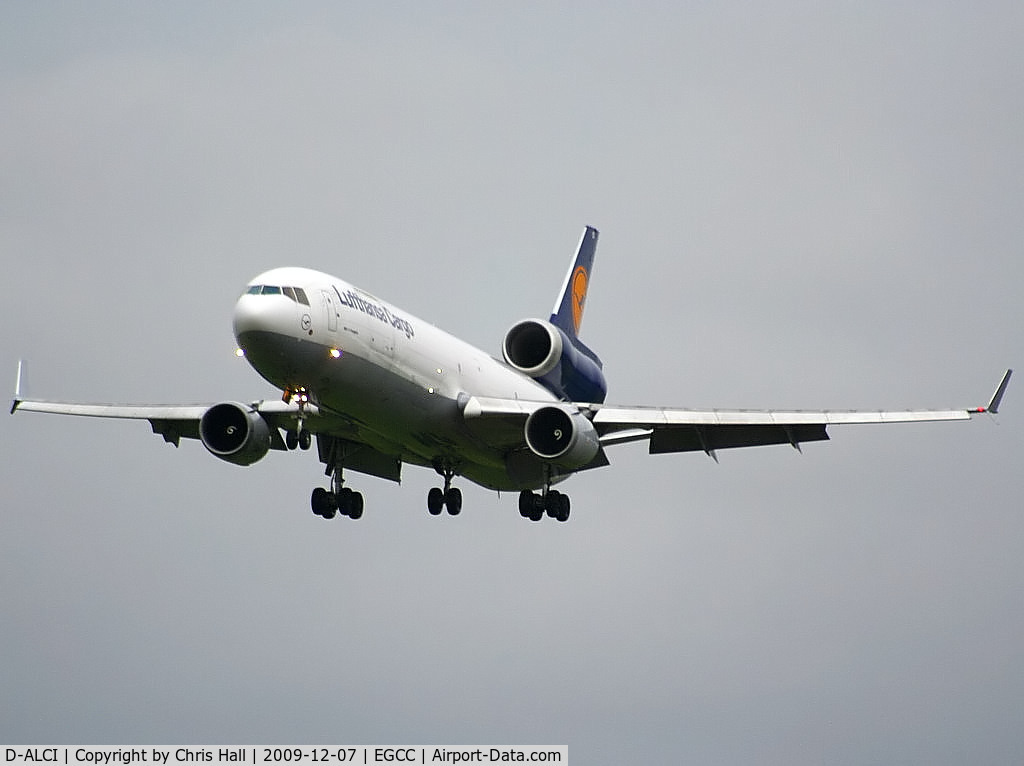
[2,3,1022,763]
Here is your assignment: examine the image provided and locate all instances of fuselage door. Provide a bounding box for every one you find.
[321,289,338,333]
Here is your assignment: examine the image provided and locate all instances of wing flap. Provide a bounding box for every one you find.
[317,435,402,483]
[648,423,829,454]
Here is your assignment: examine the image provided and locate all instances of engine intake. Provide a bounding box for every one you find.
[502,319,607,403]
[524,405,600,469]
[200,401,272,466]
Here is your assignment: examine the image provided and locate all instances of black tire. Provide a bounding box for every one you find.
[337,487,353,517]
[427,487,445,515]
[529,493,545,522]
[557,493,570,522]
[544,490,563,519]
[286,430,299,450]
[311,487,331,517]
[298,430,312,450]
[445,487,463,515]
[349,491,364,520]
[519,491,535,517]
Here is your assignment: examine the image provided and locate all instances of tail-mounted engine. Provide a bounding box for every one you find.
[502,319,607,403]
[199,401,272,466]
[524,405,601,469]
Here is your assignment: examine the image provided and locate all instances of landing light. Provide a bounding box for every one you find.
[329,348,342,359]
[234,348,245,358]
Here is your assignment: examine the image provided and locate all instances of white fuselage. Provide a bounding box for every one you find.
[233,267,561,490]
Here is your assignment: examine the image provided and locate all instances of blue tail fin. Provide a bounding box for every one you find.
[550,226,598,338]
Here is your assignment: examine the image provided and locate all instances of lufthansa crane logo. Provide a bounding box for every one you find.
[570,266,588,333]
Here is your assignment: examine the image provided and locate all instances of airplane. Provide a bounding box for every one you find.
[11,227,1012,523]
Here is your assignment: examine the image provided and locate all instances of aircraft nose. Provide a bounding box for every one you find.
[232,293,267,343]
[233,291,301,349]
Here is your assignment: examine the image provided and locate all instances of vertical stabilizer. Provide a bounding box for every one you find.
[550,226,599,338]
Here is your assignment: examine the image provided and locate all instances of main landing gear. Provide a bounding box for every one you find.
[518,489,570,523]
[518,463,571,522]
[311,462,364,520]
[427,459,463,516]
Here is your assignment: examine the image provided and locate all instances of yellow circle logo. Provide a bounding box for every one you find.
[570,266,588,333]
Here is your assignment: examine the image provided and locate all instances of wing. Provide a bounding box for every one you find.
[9,362,404,482]
[12,394,405,480]
[592,369,1012,459]
[465,370,1012,461]
[12,394,298,445]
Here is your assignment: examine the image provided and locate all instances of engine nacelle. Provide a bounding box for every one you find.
[502,319,607,403]
[524,405,601,469]
[199,401,272,466]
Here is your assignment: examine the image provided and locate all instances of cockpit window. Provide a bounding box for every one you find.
[245,284,309,305]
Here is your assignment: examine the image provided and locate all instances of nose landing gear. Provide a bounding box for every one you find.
[286,428,312,451]
[283,387,313,451]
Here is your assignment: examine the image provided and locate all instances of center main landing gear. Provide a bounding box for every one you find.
[428,459,463,516]
[311,461,364,520]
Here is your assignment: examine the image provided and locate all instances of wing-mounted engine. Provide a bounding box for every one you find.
[199,401,272,466]
[524,405,601,469]
[502,319,607,403]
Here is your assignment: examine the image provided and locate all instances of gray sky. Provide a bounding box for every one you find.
[2,3,1022,762]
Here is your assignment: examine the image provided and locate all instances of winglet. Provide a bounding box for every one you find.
[981,368,1012,414]
[10,360,24,415]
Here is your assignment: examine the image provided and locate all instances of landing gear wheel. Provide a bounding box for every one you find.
[445,487,463,515]
[298,429,312,450]
[545,491,570,522]
[335,487,364,519]
[556,493,570,522]
[519,491,534,518]
[519,491,544,522]
[544,490,562,519]
[311,487,333,518]
[286,430,299,450]
[427,487,445,516]
[337,487,353,516]
[348,491,364,520]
